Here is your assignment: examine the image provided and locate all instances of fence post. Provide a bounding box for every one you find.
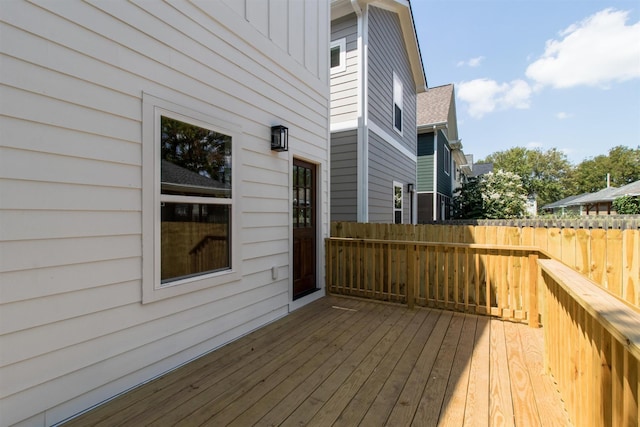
[407,244,416,309]
[529,252,539,328]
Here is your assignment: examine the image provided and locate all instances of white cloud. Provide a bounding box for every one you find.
[526,9,640,88]
[457,56,485,67]
[457,78,533,118]
[527,142,543,149]
[556,112,573,120]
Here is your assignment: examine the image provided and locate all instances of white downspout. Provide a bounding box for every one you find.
[352,0,369,223]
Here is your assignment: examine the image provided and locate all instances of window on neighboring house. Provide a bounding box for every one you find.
[443,145,451,176]
[330,38,346,74]
[393,72,403,133]
[393,181,403,224]
[142,94,239,303]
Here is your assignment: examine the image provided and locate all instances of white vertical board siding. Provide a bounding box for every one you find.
[0,0,329,425]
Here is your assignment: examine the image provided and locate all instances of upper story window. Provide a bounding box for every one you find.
[330,38,346,74]
[443,145,451,176]
[393,72,403,134]
[142,93,239,303]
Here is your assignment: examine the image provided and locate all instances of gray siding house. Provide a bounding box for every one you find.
[416,84,468,222]
[330,0,427,224]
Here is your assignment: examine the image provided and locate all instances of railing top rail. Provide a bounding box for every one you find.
[326,236,548,255]
[538,258,640,360]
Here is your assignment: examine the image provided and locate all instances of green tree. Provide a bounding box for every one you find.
[480,147,572,210]
[612,196,640,214]
[453,170,527,219]
[569,145,640,194]
[452,176,484,219]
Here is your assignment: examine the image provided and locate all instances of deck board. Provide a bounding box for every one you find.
[280,305,406,426]
[331,308,430,426]
[385,310,453,426]
[504,321,540,426]
[63,296,572,427]
[438,314,478,426]
[490,319,515,427]
[358,309,443,426]
[413,312,464,426]
[464,314,490,426]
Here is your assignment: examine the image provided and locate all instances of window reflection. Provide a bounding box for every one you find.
[160,116,232,283]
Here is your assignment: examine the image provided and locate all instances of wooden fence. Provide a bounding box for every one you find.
[539,259,639,427]
[326,237,541,326]
[331,222,640,308]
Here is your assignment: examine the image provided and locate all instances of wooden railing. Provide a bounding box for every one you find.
[326,237,543,327]
[331,222,640,308]
[539,259,639,427]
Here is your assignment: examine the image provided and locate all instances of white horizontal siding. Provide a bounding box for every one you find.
[1,235,142,274]
[1,147,140,189]
[0,117,142,165]
[0,211,141,242]
[2,2,327,138]
[0,180,141,211]
[1,283,287,398]
[0,258,141,304]
[0,0,329,425]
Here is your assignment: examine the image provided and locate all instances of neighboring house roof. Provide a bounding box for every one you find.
[564,180,640,206]
[416,84,459,142]
[566,186,620,206]
[469,162,494,177]
[611,180,640,198]
[161,159,230,196]
[416,84,452,126]
[331,0,427,92]
[541,180,640,210]
[541,194,588,210]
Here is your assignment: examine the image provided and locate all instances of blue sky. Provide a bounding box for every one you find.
[411,0,640,165]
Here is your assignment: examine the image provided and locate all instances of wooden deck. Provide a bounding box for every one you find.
[64,296,571,426]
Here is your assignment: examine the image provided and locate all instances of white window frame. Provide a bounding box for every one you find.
[393,181,403,224]
[330,38,346,74]
[393,72,403,135]
[142,93,241,303]
[443,145,451,176]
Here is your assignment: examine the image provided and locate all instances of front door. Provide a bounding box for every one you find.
[293,159,317,300]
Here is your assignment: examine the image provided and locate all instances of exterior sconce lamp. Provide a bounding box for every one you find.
[271,125,289,152]
[407,183,414,193]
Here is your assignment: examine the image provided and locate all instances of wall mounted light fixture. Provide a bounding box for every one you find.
[271,125,289,152]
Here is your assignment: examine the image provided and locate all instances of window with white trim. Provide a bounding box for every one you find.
[443,145,451,176]
[142,94,239,303]
[330,38,346,74]
[393,72,403,133]
[393,181,403,224]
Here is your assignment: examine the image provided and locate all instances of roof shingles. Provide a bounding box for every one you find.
[416,84,453,126]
